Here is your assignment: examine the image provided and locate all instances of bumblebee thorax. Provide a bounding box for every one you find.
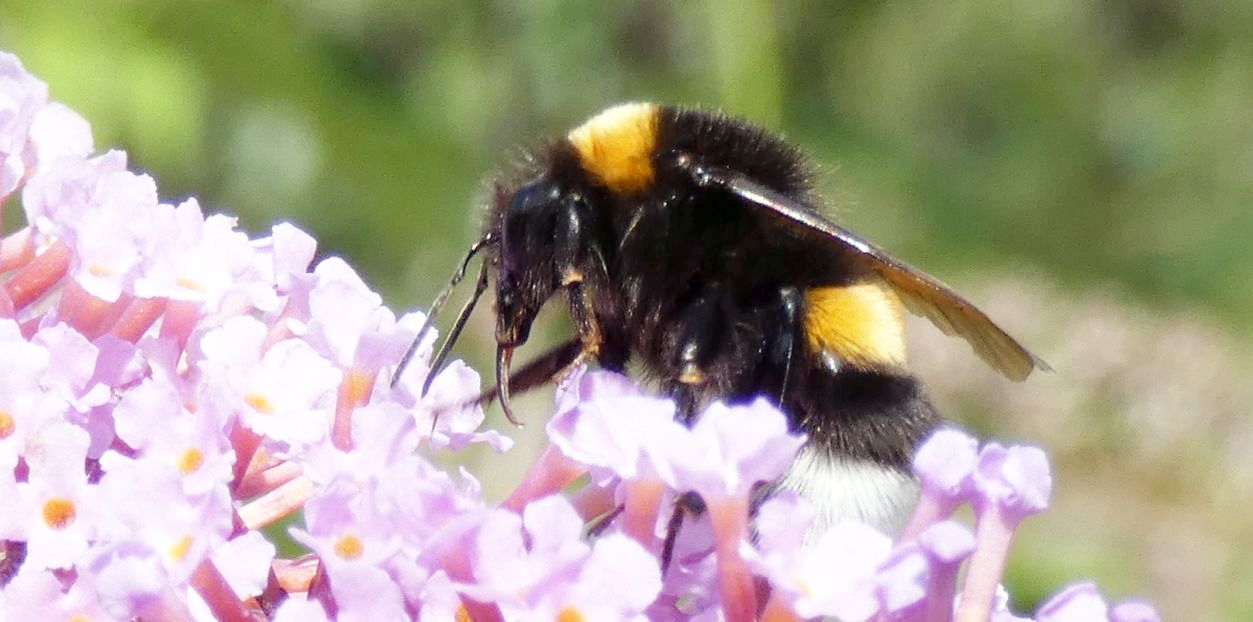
[566,102,660,196]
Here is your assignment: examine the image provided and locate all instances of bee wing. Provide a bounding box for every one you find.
[689,163,1050,381]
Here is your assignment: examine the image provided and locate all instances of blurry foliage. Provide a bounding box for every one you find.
[2,1,1251,619]
[4,1,1251,325]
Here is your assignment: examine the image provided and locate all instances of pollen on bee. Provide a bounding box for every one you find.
[566,102,660,195]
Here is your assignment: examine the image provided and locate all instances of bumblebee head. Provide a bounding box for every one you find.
[494,176,566,348]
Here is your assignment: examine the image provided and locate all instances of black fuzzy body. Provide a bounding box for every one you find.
[487,106,939,473]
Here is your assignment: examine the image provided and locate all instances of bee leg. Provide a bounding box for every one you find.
[659,293,727,572]
[660,491,706,575]
[554,197,609,379]
[587,504,625,537]
[551,278,603,383]
[674,289,726,388]
[772,287,803,406]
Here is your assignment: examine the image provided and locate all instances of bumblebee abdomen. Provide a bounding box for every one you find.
[803,283,908,372]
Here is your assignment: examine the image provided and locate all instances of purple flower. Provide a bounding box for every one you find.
[788,521,893,620]
[111,379,235,496]
[1035,584,1163,622]
[95,457,234,580]
[1035,582,1109,622]
[14,422,100,570]
[302,257,402,373]
[135,198,268,310]
[0,565,111,621]
[84,540,193,620]
[463,496,662,620]
[290,478,405,576]
[917,520,977,621]
[0,51,49,199]
[415,359,512,452]
[902,426,979,539]
[48,163,160,302]
[208,531,277,601]
[273,596,333,622]
[668,397,806,502]
[543,533,662,620]
[26,102,92,164]
[973,442,1053,517]
[918,519,977,564]
[415,570,463,621]
[326,564,411,622]
[0,320,62,460]
[1109,600,1161,622]
[875,543,930,615]
[547,369,681,485]
[198,316,342,447]
[957,441,1053,622]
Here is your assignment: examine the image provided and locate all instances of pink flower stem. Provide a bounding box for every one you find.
[899,492,957,541]
[159,299,203,352]
[261,298,300,349]
[426,527,505,622]
[707,494,758,622]
[621,477,665,549]
[761,591,802,622]
[3,238,70,311]
[236,475,315,530]
[459,597,505,622]
[331,368,374,450]
[53,279,115,337]
[954,505,1019,622]
[0,226,34,272]
[189,557,259,622]
[923,560,961,622]
[235,460,302,499]
[108,296,168,342]
[230,425,264,490]
[307,558,338,618]
[501,444,586,512]
[271,555,319,594]
[569,480,617,521]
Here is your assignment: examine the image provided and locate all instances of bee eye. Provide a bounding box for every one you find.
[509,179,562,215]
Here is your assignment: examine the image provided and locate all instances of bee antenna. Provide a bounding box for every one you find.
[420,258,491,397]
[391,234,496,389]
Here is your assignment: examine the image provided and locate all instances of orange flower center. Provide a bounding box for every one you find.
[334,534,364,560]
[169,535,194,562]
[245,392,275,414]
[42,498,77,530]
[557,607,587,622]
[177,448,205,475]
[0,411,14,439]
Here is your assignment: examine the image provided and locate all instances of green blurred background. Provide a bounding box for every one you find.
[2,1,1250,619]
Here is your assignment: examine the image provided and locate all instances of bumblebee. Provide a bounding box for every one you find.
[397,102,1047,533]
